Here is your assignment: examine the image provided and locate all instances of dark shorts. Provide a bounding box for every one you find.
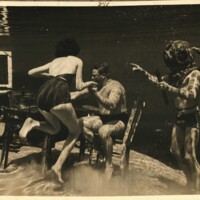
[36,77,71,112]
[175,112,199,129]
[99,113,128,124]
[99,113,128,140]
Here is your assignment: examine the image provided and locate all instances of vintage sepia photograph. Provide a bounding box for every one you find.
[1,2,200,197]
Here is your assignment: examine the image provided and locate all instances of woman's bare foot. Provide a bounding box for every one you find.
[19,118,39,138]
[51,165,64,184]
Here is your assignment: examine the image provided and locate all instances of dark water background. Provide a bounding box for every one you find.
[0,5,200,195]
[1,4,200,158]
[1,6,200,106]
[1,5,200,148]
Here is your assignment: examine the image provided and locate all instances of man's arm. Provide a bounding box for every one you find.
[152,71,200,99]
[131,63,179,95]
[92,88,121,110]
[179,70,200,99]
[131,63,200,100]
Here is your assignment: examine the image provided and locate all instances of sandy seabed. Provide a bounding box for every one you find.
[0,140,189,196]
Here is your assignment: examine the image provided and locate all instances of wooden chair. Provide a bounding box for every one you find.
[0,112,84,172]
[41,124,87,172]
[0,91,88,172]
[88,99,145,176]
[0,105,43,170]
[40,107,91,172]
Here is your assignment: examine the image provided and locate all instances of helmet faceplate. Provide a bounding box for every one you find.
[163,40,195,72]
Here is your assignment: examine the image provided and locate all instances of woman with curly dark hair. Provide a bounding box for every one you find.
[19,37,96,183]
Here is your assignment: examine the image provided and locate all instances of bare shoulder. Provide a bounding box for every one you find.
[189,69,200,78]
[185,69,200,83]
[110,79,125,90]
[192,69,200,74]
[68,56,83,65]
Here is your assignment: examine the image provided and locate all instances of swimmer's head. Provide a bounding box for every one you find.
[92,62,110,84]
[163,40,195,73]
[55,37,80,58]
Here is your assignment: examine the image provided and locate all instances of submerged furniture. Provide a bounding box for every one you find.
[0,89,144,177]
[0,91,45,170]
[42,100,145,174]
[41,105,95,172]
[0,92,88,171]
[0,89,94,171]
[88,100,145,175]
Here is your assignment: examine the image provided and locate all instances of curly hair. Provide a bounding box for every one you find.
[93,62,110,78]
[55,37,80,58]
[163,40,195,71]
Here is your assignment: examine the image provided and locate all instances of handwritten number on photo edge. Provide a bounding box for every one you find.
[98,1,110,7]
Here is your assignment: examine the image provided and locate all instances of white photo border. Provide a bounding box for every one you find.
[0,1,200,199]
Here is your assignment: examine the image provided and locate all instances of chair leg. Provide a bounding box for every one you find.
[41,134,52,173]
[96,152,100,164]
[0,140,6,167]
[79,134,86,161]
[125,146,131,172]
[3,139,9,170]
[0,127,10,170]
[120,145,130,177]
[89,143,94,164]
[0,138,9,170]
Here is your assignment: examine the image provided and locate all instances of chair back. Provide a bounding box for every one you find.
[122,99,145,147]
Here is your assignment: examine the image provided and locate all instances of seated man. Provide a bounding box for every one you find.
[72,62,128,179]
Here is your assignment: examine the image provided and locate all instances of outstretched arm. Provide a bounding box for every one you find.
[75,60,97,90]
[131,63,180,96]
[131,63,159,85]
[28,62,51,77]
[131,63,200,99]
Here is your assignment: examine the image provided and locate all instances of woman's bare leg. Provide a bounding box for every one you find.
[19,108,61,138]
[50,103,81,183]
